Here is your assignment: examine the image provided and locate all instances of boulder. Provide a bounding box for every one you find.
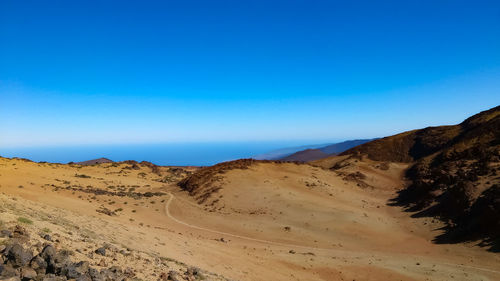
[20,266,37,280]
[0,230,12,238]
[63,261,89,279]
[87,268,104,281]
[0,263,18,278]
[40,245,56,263]
[167,270,181,281]
[94,248,106,257]
[6,243,33,268]
[30,256,48,274]
[12,226,29,239]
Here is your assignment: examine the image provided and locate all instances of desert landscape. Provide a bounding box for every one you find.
[2,2,499,280]
[1,106,499,281]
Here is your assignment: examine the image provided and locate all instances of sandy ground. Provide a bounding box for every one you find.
[0,157,499,280]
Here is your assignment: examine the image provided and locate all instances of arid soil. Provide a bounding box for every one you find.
[1,157,499,280]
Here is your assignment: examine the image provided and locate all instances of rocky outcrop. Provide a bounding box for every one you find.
[0,231,131,281]
[0,222,221,281]
[383,106,500,250]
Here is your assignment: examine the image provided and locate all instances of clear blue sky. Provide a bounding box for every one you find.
[1,0,499,147]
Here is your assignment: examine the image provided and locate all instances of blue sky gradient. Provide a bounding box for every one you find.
[1,0,499,147]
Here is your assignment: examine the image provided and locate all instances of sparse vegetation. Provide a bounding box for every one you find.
[17,216,33,224]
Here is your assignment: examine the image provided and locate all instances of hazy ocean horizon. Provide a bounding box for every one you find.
[0,141,331,166]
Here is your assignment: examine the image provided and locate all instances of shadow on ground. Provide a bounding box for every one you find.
[389,186,500,253]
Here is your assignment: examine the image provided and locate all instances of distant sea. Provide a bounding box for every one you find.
[0,141,326,166]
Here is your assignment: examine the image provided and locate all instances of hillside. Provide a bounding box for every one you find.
[254,139,373,161]
[319,139,374,154]
[339,107,499,163]
[276,139,374,162]
[280,149,329,162]
[395,106,500,249]
[253,144,329,160]
[322,105,500,250]
[1,154,500,279]
[175,158,500,280]
[0,157,227,281]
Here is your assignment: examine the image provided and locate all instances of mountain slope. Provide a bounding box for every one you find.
[280,149,329,162]
[333,105,500,250]
[252,144,329,160]
[254,139,373,161]
[319,139,374,154]
[395,106,500,249]
[339,107,500,163]
[174,158,500,279]
[338,127,460,162]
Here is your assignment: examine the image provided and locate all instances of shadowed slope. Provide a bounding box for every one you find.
[329,105,500,250]
[393,106,500,250]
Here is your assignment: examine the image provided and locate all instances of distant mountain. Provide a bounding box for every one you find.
[319,139,375,154]
[253,143,331,160]
[72,158,114,165]
[280,149,329,162]
[254,139,374,161]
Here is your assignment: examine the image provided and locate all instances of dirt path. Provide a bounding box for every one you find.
[165,192,340,251]
[165,192,500,276]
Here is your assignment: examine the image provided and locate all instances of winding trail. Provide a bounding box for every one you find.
[165,192,500,276]
[165,192,330,250]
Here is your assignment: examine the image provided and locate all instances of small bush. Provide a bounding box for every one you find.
[17,217,33,224]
